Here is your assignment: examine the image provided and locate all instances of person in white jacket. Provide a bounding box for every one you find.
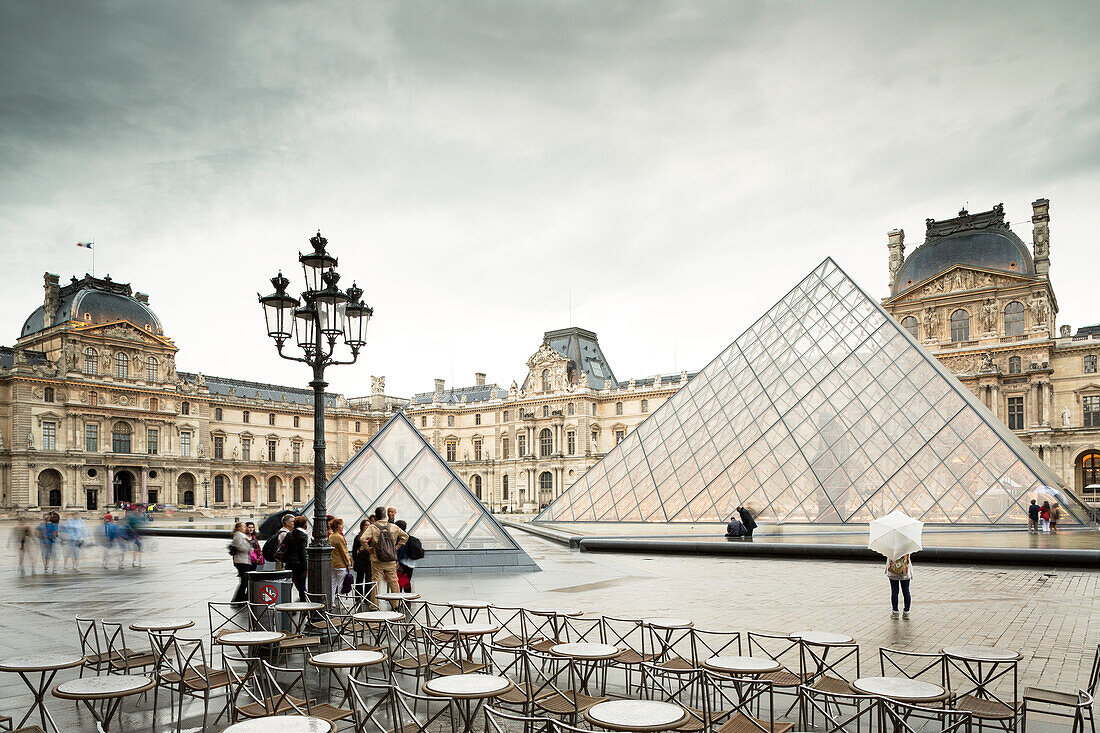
[230,522,253,605]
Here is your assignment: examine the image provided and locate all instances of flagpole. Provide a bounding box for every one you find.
[91,239,95,277]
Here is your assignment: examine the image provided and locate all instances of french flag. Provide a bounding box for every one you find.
[76,241,93,249]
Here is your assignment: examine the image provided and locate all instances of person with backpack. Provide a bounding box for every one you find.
[262,514,294,569]
[886,553,913,620]
[366,505,407,607]
[283,516,309,602]
[395,519,424,592]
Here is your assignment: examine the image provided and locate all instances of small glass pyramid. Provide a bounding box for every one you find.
[537,259,1090,525]
[304,412,527,551]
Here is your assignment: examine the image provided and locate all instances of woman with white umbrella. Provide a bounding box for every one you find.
[868,511,923,620]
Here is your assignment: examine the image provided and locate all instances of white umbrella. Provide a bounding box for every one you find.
[868,510,923,561]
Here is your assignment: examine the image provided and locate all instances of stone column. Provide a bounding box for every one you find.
[1041,382,1051,426]
[990,386,999,419]
[140,468,148,504]
[106,467,114,504]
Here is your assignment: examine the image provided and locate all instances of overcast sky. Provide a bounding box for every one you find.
[2,1,1098,399]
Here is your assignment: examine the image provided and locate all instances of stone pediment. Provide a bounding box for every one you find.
[887,265,1036,305]
[74,320,176,349]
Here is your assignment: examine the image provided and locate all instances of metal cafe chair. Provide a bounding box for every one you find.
[101,619,155,675]
[798,638,861,695]
[1022,642,1099,733]
[880,648,949,688]
[601,615,655,697]
[747,632,811,717]
[944,650,1021,733]
[76,616,113,677]
[392,681,461,733]
[262,659,354,729]
[798,684,878,733]
[642,663,708,732]
[882,698,972,733]
[485,704,556,733]
[528,648,609,726]
[347,676,398,733]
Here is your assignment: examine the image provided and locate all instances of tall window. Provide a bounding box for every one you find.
[502,475,509,501]
[517,434,526,456]
[539,471,553,492]
[1084,396,1100,428]
[85,423,99,452]
[268,439,277,461]
[501,437,510,459]
[543,405,549,417]
[445,439,457,462]
[293,415,300,427]
[542,369,551,392]
[214,475,226,503]
[567,430,576,455]
[1004,302,1025,336]
[269,413,276,426]
[293,442,301,462]
[473,438,482,460]
[447,415,455,427]
[145,356,157,381]
[502,411,510,422]
[242,438,251,460]
[293,477,303,503]
[44,387,54,403]
[355,421,361,432]
[1085,355,1098,374]
[242,476,253,503]
[591,403,597,416]
[112,423,132,453]
[114,353,128,378]
[641,399,649,413]
[268,477,278,503]
[539,428,553,457]
[1008,356,1021,374]
[89,391,98,406]
[83,348,98,375]
[900,316,919,339]
[150,397,158,412]
[146,428,158,455]
[472,475,482,500]
[615,429,625,445]
[214,435,224,459]
[421,416,427,427]
[1007,396,1024,431]
[615,401,623,416]
[567,403,575,416]
[180,431,191,457]
[181,401,190,415]
[42,421,56,450]
[950,309,970,342]
[475,413,481,426]
[214,407,223,420]
[242,410,250,423]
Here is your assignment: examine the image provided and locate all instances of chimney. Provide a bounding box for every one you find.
[887,229,905,290]
[1032,198,1050,279]
[135,292,150,304]
[475,372,486,387]
[43,273,60,328]
[434,378,445,393]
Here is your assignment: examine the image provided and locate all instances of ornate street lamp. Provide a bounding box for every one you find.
[259,231,373,606]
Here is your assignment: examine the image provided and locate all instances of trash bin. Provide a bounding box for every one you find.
[247,569,293,632]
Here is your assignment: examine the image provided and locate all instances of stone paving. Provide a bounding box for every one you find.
[0,522,1096,730]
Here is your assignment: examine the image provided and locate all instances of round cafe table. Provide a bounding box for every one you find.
[703,655,783,677]
[0,653,85,733]
[352,610,404,624]
[788,631,854,646]
[309,649,387,707]
[643,618,693,663]
[435,622,500,668]
[942,646,1022,662]
[551,643,620,695]
[789,631,855,681]
[851,676,949,703]
[424,673,512,733]
[129,618,195,632]
[216,630,286,677]
[527,608,583,642]
[53,674,155,732]
[585,700,688,732]
[942,645,1022,707]
[449,599,492,623]
[275,602,324,635]
[376,591,420,618]
[222,714,335,732]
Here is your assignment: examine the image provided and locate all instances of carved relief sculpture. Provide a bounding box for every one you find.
[981,299,997,333]
[1062,406,1071,428]
[922,307,938,340]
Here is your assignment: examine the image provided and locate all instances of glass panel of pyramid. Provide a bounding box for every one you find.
[303,412,532,552]
[537,258,1091,525]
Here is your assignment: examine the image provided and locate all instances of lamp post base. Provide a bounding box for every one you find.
[306,544,333,608]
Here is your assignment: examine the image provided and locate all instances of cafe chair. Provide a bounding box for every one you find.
[642,663,708,732]
[1021,642,1099,733]
[485,705,556,733]
[75,616,113,677]
[882,699,972,733]
[708,669,791,733]
[528,649,609,725]
[392,682,460,733]
[101,619,155,674]
[262,660,353,729]
[223,653,305,722]
[797,685,877,733]
[347,677,398,733]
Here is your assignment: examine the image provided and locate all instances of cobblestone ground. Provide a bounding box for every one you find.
[0,524,1095,731]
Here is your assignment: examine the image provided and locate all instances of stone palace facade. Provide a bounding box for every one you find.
[0,273,401,512]
[882,200,1100,506]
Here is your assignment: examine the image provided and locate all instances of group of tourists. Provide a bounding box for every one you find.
[724,505,758,538]
[1026,498,1062,533]
[11,511,147,575]
[230,505,424,607]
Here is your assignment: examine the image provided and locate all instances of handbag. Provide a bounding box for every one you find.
[340,572,353,595]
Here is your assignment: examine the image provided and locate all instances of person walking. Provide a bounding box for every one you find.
[59,515,87,571]
[736,506,757,538]
[12,520,37,575]
[1027,499,1040,533]
[245,521,263,570]
[229,522,254,605]
[330,518,352,601]
[1039,501,1051,533]
[886,553,913,619]
[395,520,420,592]
[352,518,373,596]
[284,516,310,602]
[366,505,408,607]
[272,514,295,570]
[1050,502,1062,533]
[38,513,59,573]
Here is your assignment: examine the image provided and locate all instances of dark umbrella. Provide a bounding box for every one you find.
[258,509,297,539]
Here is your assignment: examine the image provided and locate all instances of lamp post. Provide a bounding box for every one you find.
[259,231,372,607]
[202,477,210,508]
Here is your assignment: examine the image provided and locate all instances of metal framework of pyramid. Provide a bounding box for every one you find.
[305,412,538,570]
[537,259,1091,526]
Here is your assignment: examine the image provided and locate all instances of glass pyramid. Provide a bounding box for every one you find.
[537,259,1091,526]
[304,412,529,551]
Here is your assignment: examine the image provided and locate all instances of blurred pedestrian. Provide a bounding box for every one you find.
[245,521,263,569]
[330,518,351,600]
[1039,501,1051,533]
[38,513,58,573]
[229,521,253,605]
[59,515,87,571]
[124,511,145,567]
[352,518,373,596]
[284,516,310,601]
[11,520,38,575]
[1050,502,1061,533]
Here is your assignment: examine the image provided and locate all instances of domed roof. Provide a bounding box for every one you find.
[892,205,1035,295]
[21,274,163,338]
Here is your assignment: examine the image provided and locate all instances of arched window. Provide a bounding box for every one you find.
[472,474,482,500]
[83,348,98,375]
[242,476,254,503]
[539,471,553,491]
[542,369,552,392]
[114,353,128,378]
[1004,302,1025,337]
[641,399,649,413]
[293,477,303,503]
[268,476,278,503]
[214,475,226,504]
[950,310,970,342]
[111,422,132,453]
[1085,355,1098,374]
[900,316,919,339]
[615,401,623,416]
[539,428,553,457]
[1081,452,1100,489]
[145,356,157,381]
[502,475,509,501]
[1008,356,1022,374]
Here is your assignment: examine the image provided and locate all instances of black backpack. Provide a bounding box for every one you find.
[261,533,282,562]
[404,535,424,561]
